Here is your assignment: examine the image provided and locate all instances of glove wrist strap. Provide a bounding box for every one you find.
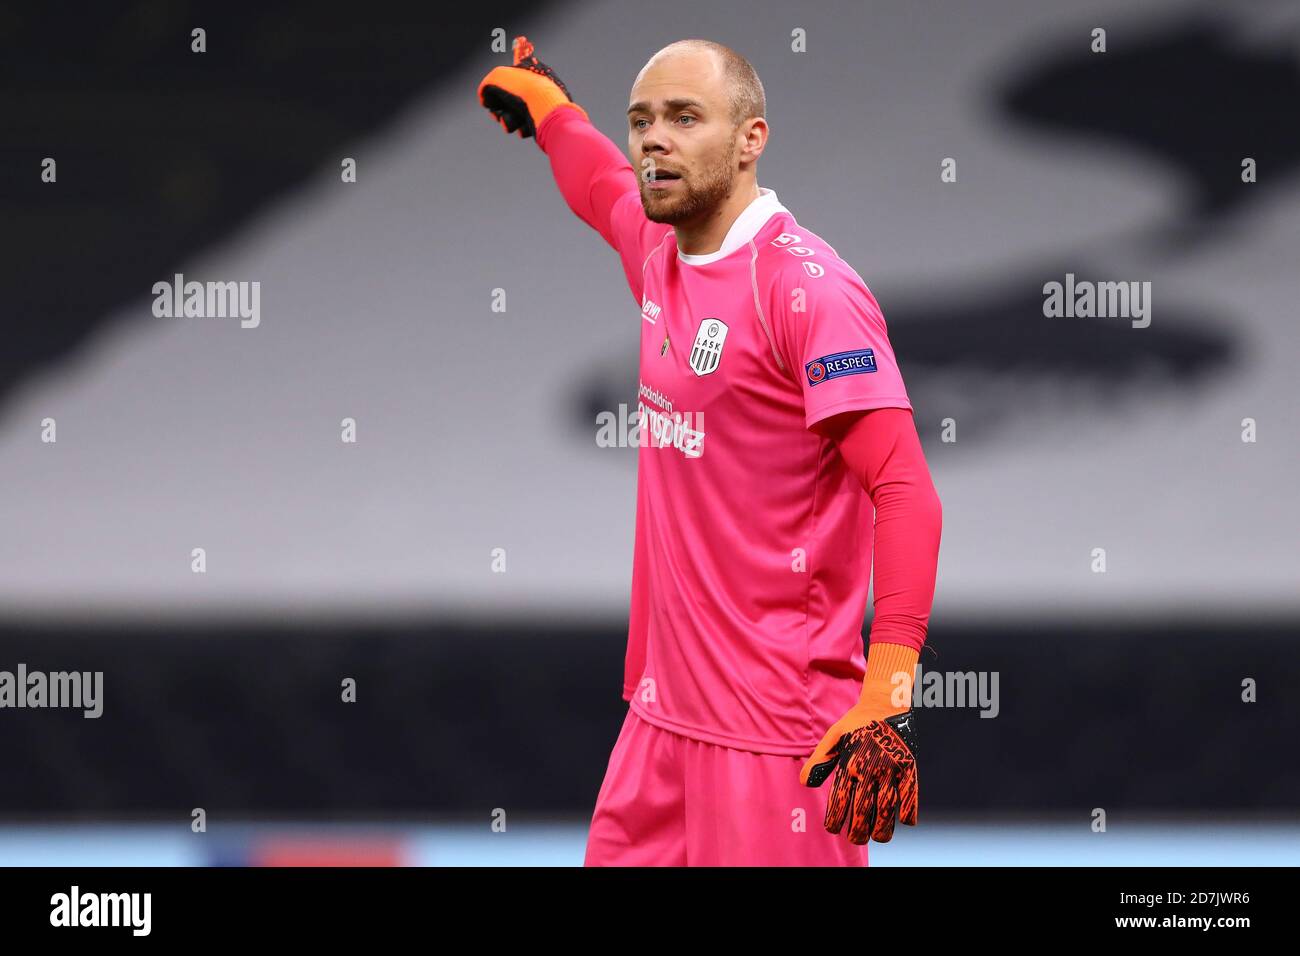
[858,641,919,713]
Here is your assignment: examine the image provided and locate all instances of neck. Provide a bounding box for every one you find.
[674,180,762,255]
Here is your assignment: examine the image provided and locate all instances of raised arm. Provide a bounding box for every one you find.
[478,36,671,304]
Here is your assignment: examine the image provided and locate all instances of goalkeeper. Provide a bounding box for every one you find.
[479,37,942,866]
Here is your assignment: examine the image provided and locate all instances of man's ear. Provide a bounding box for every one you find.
[740,116,768,164]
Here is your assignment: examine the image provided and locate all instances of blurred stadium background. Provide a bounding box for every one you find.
[1,0,1297,865]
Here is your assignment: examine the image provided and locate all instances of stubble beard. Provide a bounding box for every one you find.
[640,150,736,226]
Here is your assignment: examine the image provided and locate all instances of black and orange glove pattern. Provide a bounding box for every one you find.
[802,709,918,845]
[477,36,588,138]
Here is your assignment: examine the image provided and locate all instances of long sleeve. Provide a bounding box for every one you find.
[818,407,942,653]
[534,106,672,305]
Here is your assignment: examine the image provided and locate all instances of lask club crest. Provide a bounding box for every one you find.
[689,318,729,376]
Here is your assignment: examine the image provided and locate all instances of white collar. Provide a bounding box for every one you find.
[676,187,789,266]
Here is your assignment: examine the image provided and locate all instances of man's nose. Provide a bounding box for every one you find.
[640,126,670,154]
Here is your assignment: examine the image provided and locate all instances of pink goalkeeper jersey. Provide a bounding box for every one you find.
[538,107,914,756]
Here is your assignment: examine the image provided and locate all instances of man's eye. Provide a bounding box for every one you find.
[677,115,695,125]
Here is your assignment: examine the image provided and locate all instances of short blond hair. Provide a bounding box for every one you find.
[652,39,766,128]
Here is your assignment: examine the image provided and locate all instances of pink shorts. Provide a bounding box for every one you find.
[584,706,870,866]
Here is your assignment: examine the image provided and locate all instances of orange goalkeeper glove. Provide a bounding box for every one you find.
[800,642,920,844]
[477,36,589,139]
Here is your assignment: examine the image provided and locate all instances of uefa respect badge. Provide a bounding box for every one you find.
[805,348,877,386]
